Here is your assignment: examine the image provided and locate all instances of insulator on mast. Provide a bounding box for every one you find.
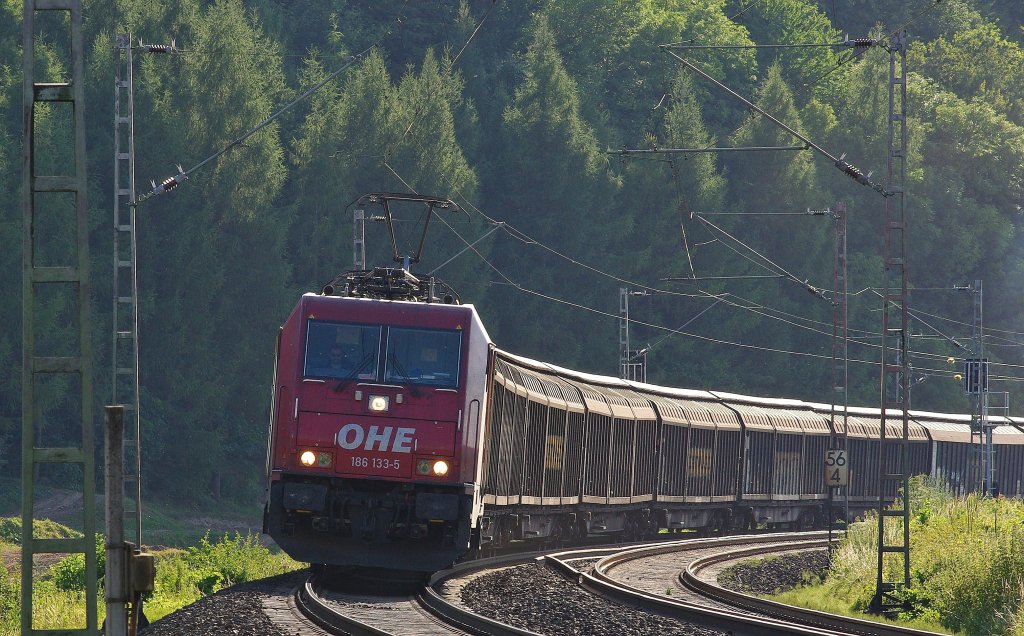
[138,38,178,54]
[840,36,877,49]
[148,165,187,196]
[834,154,873,186]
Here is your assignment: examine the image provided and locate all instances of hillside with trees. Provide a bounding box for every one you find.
[1,0,1022,507]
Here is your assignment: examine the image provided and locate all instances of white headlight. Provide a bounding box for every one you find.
[368,395,389,412]
[299,450,316,466]
[432,460,449,476]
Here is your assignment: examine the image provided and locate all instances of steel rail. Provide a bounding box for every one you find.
[296,533,938,636]
[295,577,392,636]
[562,533,843,636]
[682,541,947,636]
[422,550,554,635]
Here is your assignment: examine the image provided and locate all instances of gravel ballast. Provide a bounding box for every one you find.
[139,570,307,636]
[460,561,729,636]
[135,550,831,634]
[716,549,830,596]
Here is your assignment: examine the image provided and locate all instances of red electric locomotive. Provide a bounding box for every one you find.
[263,267,491,571]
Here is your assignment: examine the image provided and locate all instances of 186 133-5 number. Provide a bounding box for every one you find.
[350,456,400,470]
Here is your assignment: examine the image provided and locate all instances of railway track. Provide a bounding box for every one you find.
[554,532,947,636]
[679,536,948,636]
[289,552,545,635]
[296,576,477,635]
[276,533,947,636]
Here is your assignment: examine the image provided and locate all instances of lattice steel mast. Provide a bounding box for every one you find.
[22,0,98,632]
[113,33,143,550]
[872,30,911,615]
[830,202,850,528]
[619,289,647,382]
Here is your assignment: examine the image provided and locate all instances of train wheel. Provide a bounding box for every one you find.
[546,517,566,549]
[467,529,482,560]
[708,511,726,536]
[493,517,508,549]
[644,515,659,538]
[623,517,639,543]
[576,517,588,542]
[503,517,516,545]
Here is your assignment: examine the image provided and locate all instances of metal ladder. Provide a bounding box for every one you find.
[21,0,98,632]
[873,30,911,616]
[113,33,144,548]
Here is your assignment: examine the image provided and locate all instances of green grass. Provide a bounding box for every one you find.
[0,529,302,634]
[0,517,82,544]
[0,478,293,633]
[766,477,1024,636]
[144,531,303,621]
[771,582,952,633]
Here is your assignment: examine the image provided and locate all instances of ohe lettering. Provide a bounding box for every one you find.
[337,423,415,453]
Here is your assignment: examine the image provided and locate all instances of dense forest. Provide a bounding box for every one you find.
[2,0,1023,506]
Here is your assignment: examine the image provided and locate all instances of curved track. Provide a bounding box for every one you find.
[296,575,482,636]
[282,534,948,636]
[680,537,948,636]
[553,532,946,636]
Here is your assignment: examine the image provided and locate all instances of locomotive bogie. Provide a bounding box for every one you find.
[267,475,473,571]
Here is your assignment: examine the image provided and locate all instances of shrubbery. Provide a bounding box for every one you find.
[0,563,18,635]
[0,517,81,545]
[144,531,301,620]
[0,526,301,632]
[50,533,106,592]
[784,477,1024,635]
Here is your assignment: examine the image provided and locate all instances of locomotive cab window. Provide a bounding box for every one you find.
[385,327,462,388]
[303,321,381,379]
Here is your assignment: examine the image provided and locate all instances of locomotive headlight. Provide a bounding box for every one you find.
[368,395,389,412]
[415,458,450,477]
[299,450,331,468]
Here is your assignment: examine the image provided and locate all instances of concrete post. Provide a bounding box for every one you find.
[105,405,128,636]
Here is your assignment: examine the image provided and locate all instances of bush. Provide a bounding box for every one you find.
[184,531,290,590]
[141,532,301,622]
[0,564,18,633]
[49,533,106,592]
[821,478,1024,635]
[0,518,82,545]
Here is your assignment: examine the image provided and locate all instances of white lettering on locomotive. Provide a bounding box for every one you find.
[364,425,392,451]
[336,423,416,453]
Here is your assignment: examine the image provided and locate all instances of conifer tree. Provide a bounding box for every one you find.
[494,14,621,367]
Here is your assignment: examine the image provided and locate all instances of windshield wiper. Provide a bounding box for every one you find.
[387,353,422,397]
[332,352,376,392]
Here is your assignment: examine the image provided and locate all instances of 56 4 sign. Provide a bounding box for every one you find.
[824,449,849,487]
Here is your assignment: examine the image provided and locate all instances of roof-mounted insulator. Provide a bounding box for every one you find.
[149,165,187,196]
[139,38,178,54]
